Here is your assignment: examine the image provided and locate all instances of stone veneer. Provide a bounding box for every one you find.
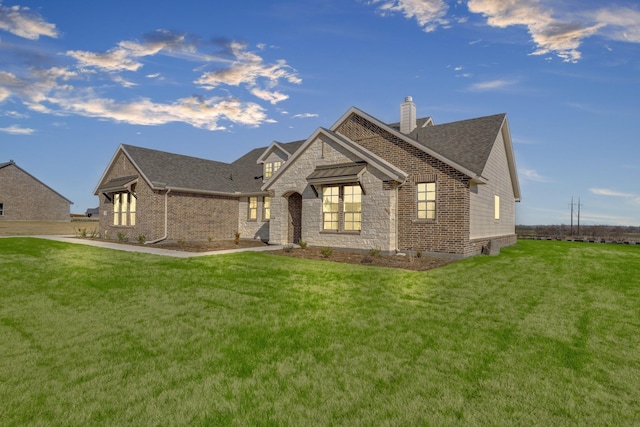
[268,133,397,252]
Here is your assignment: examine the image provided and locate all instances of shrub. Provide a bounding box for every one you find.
[137,235,146,244]
[77,228,87,238]
[234,232,240,245]
[416,250,423,258]
[298,240,308,249]
[89,228,99,239]
[320,247,333,258]
[117,231,128,242]
[368,247,381,257]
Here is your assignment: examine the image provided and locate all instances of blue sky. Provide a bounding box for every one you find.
[1,0,639,225]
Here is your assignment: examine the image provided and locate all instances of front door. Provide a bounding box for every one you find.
[287,192,302,244]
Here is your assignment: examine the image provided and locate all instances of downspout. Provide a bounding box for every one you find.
[145,188,171,244]
[395,178,408,253]
[394,183,399,253]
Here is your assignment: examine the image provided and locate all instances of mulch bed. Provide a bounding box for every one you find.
[269,247,456,271]
[153,240,456,271]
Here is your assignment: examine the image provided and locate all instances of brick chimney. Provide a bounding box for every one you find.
[400,96,416,134]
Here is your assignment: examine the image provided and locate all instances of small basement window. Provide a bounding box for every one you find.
[0,202,3,215]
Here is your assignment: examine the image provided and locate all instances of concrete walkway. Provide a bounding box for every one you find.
[7,235,286,258]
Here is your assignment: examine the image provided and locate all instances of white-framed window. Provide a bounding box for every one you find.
[322,184,361,232]
[113,192,136,226]
[343,185,362,231]
[248,196,258,220]
[322,186,339,230]
[494,195,500,220]
[264,161,282,179]
[263,196,271,220]
[417,182,436,220]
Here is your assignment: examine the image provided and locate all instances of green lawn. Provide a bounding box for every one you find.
[1,238,639,426]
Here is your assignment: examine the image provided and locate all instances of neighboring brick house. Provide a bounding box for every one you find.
[0,161,72,221]
[95,98,520,257]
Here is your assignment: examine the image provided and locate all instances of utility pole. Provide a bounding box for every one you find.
[577,197,582,236]
[569,197,575,236]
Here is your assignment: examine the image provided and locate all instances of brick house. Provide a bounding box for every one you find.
[0,160,73,221]
[94,98,520,256]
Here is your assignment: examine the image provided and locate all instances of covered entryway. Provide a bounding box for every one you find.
[287,192,302,244]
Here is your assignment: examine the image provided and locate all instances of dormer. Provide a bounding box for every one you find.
[257,141,294,181]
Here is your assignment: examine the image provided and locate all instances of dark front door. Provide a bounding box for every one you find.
[287,192,302,244]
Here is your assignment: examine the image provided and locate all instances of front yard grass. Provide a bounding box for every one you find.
[1,238,639,425]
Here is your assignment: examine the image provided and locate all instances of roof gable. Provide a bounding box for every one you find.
[330,107,487,183]
[262,127,408,191]
[256,141,298,164]
[231,140,305,194]
[94,145,237,195]
[1,161,73,204]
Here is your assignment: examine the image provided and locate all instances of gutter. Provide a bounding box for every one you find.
[145,188,171,244]
[153,186,238,197]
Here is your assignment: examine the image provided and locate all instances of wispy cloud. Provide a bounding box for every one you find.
[591,7,640,43]
[520,168,550,183]
[0,124,34,134]
[590,187,640,204]
[590,188,635,198]
[468,78,517,91]
[0,1,58,39]
[291,113,319,119]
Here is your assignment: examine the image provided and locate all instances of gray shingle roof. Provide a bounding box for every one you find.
[120,140,306,195]
[115,112,505,195]
[123,144,237,193]
[410,113,506,176]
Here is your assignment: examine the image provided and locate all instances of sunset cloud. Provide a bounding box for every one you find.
[0,21,300,129]
[66,30,194,72]
[467,0,602,62]
[46,94,271,131]
[370,0,449,32]
[368,0,640,63]
[195,41,300,105]
[0,1,58,39]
